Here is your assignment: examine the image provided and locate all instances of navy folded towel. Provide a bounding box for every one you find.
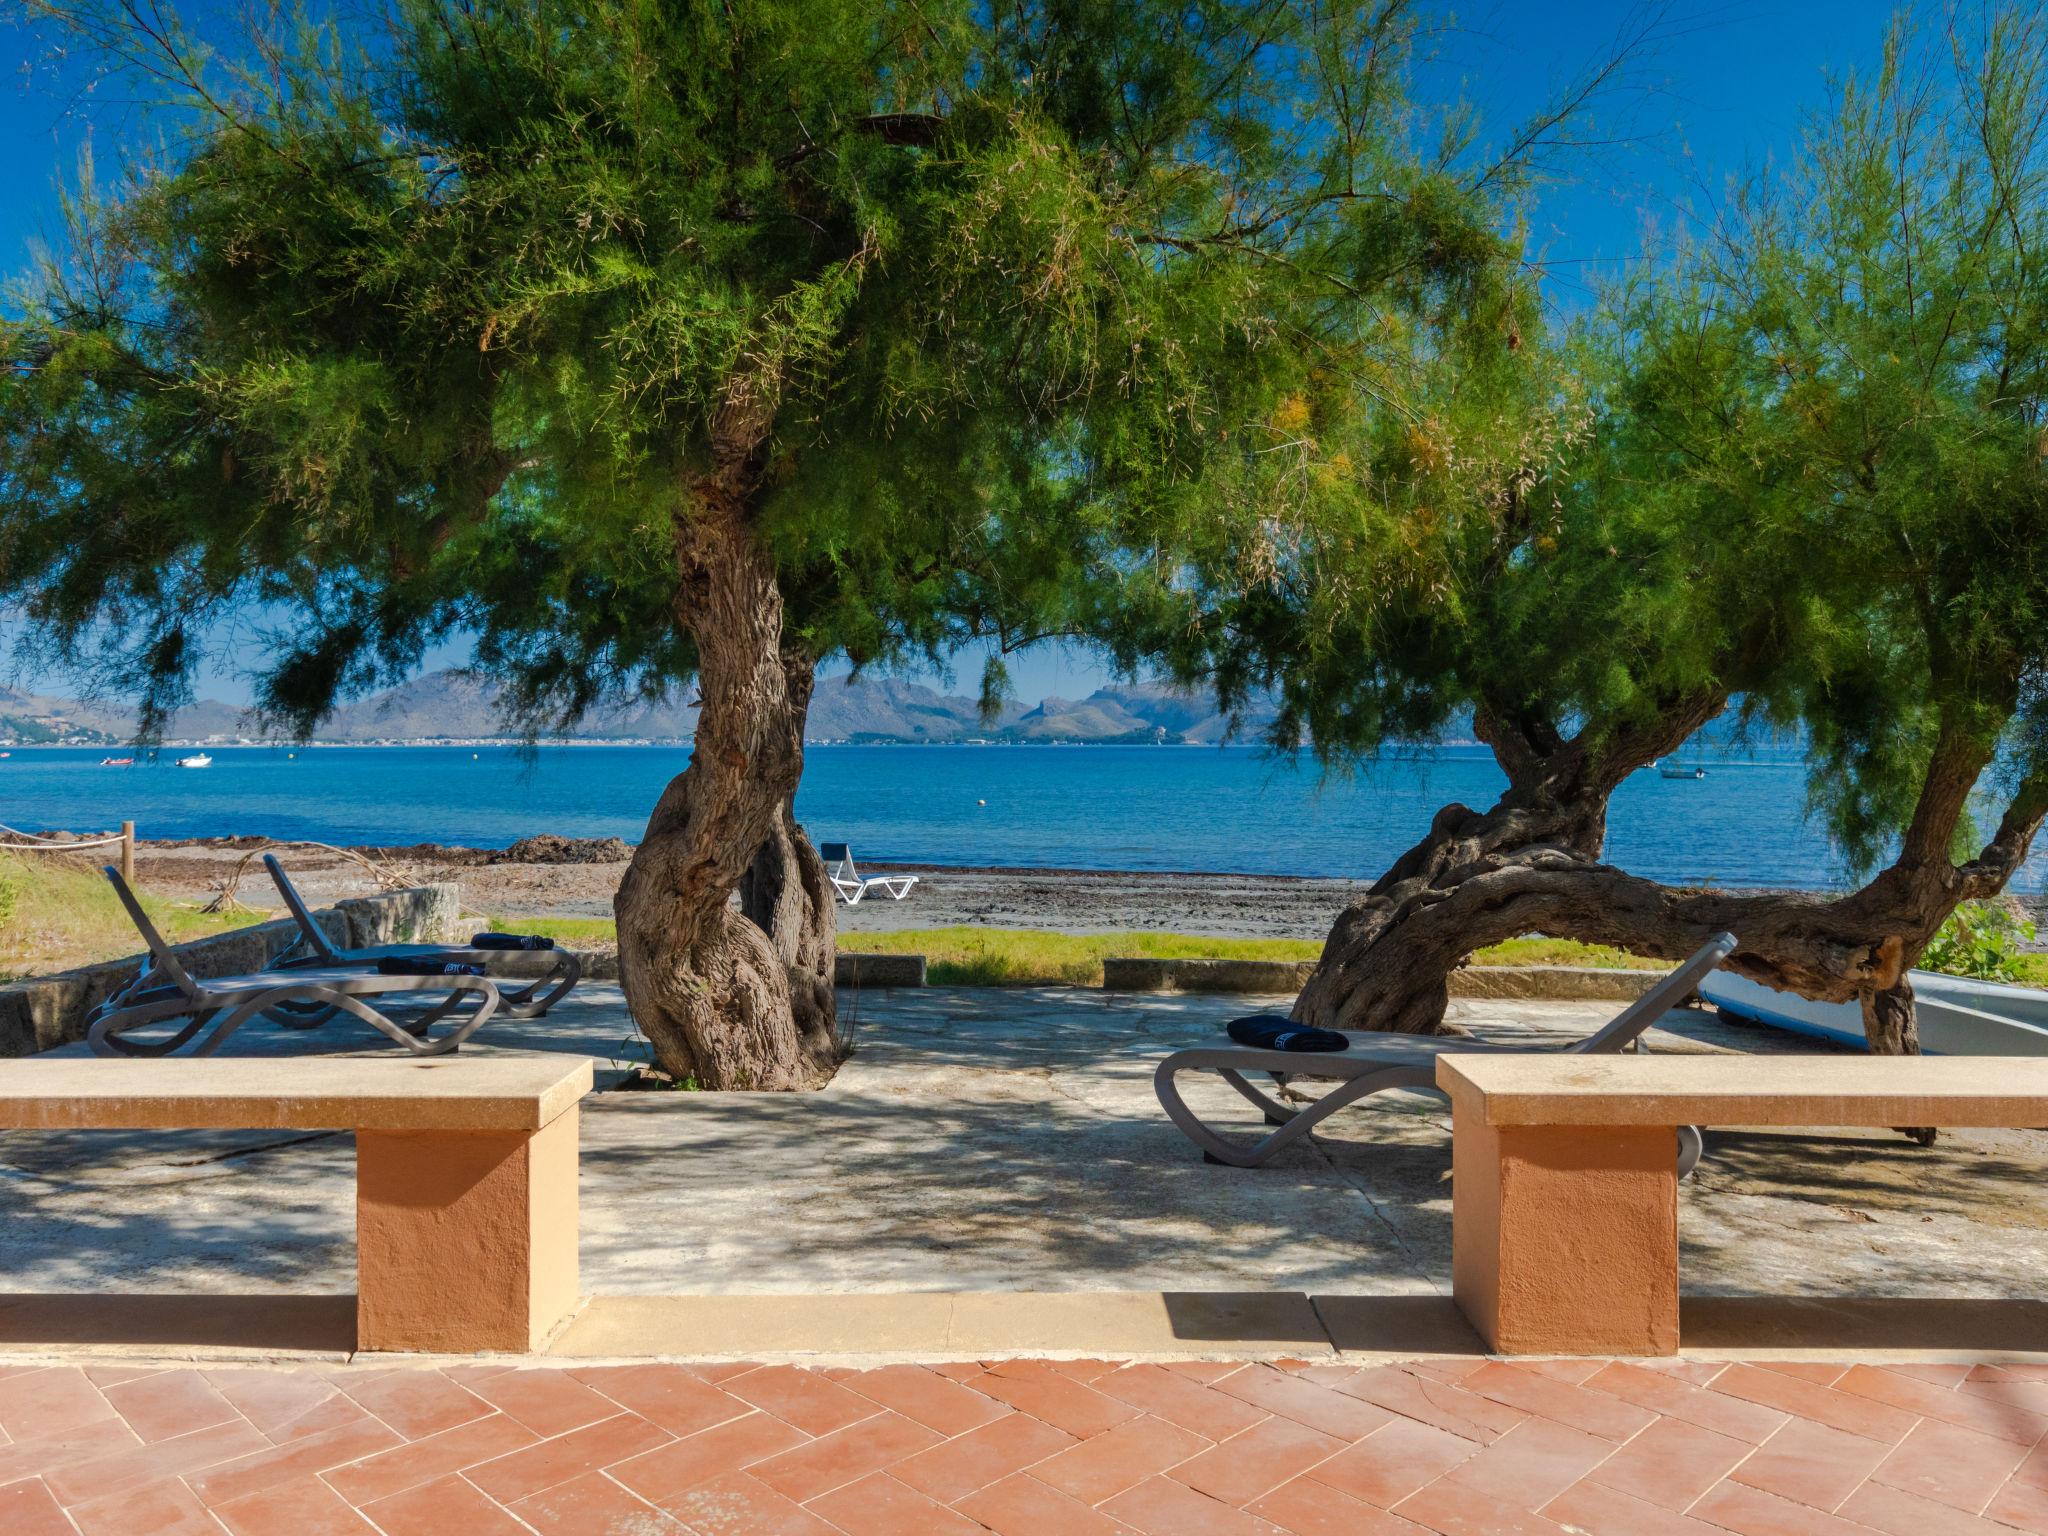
[470,931,556,951]
[376,957,486,978]
[1227,1014,1349,1053]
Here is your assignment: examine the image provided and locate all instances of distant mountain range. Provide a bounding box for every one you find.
[0,671,1279,746]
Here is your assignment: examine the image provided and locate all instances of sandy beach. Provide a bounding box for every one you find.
[132,838,1365,939]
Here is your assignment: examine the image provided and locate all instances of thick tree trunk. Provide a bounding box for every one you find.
[1294,711,2048,1107]
[738,670,838,1067]
[612,440,840,1089]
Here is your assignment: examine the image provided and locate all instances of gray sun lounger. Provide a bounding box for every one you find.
[88,866,501,1057]
[264,854,580,1019]
[1155,932,1738,1173]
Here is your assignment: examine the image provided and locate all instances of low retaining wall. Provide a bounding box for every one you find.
[836,952,927,988]
[0,884,461,1057]
[1101,956,1661,1000]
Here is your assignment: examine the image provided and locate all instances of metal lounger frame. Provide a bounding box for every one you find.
[87,866,501,1058]
[1154,933,1739,1173]
[264,854,580,1019]
[818,842,918,906]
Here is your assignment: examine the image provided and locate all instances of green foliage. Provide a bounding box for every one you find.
[0,0,1528,740]
[1921,902,2039,983]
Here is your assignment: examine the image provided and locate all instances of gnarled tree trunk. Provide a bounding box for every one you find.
[612,409,841,1090]
[1293,709,2048,1117]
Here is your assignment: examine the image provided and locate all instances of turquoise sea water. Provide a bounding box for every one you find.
[3,742,2041,891]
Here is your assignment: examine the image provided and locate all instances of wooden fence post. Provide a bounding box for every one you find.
[120,821,136,883]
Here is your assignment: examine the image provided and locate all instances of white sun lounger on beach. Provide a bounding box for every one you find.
[819,843,918,906]
[88,867,501,1058]
[1154,933,1738,1171]
[263,854,580,1019]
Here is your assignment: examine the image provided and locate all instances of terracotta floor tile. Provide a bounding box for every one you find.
[465,1411,671,1504]
[102,1368,240,1445]
[967,1364,1143,1439]
[890,1411,1076,1503]
[1693,1478,1888,1535]
[607,1411,809,1504]
[44,1416,271,1506]
[1882,1365,1975,1388]
[212,1476,379,1536]
[510,1469,693,1535]
[1733,1416,1894,1511]
[186,1415,403,1507]
[322,1411,538,1505]
[570,1364,752,1439]
[0,1418,140,1486]
[1247,1475,1432,1535]
[838,1365,1010,1436]
[205,1371,348,1443]
[1840,1479,2015,1536]
[0,1477,76,1536]
[1585,1413,1750,1511]
[1582,1361,1789,1443]
[658,1469,843,1535]
[2017,1435,2048,1492]
[1540,1478,1729,1535]
[1710,1364,1918,1445]
[1032,1414,1208,1504]
[337,1369,491,1441]
[928,1362,984,1382]
[809,1470,992,1535]
[1104,1473,1292,1535]
[1406,1360,1491,1387]
[687,1363,761,1386]
[66,1476,223,1536]
[1962,1368,2048,1412]
[1458,1363,1656,1443]
[1046,1360,1129,1383]
[1093,1364,1270,1441]
[0,1367,115,1439]
[1758,1363,1850,1387]
[261,1394,374,1445]
[1172,1415,1346,1508]
[360,1472,532,1536]
[83,1366,161,1390]
[723,1365,882,1438]
[1437,1415,1617,1511]
[1336,1366,1527,1445]
[1305,1417,1476,1507]
[1215,1366,1395,1441]
[1515,1360,1607,1386]
[1986,1474,2048,1534]
[1163,1362,1249,1385]
[1389,1479,1567,1534]
[462,1369,624,1439]
[748,1408,940,1503]
[962,1471,1132,1534]
[1836,1364,2048,1447]
[1869,1417,2029,1513]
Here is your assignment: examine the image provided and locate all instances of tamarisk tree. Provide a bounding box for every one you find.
[0,0,1531,1085]
[1175,7,2048,1074]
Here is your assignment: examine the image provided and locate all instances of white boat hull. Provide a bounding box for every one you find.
[1699,969,2048,1056]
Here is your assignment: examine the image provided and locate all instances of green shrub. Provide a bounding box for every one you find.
[1922,902,2038,983]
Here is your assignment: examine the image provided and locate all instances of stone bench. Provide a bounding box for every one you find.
[0,1055,591,1353]
[1437,1053,2048,1357]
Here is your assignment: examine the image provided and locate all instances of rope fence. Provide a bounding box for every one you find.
[0,819,137,878]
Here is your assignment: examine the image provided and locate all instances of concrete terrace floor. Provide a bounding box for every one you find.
[2,984,2045,1311]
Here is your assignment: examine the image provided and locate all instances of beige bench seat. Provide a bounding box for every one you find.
[1437,1053,2048,1357]
[0,1056,592,1353]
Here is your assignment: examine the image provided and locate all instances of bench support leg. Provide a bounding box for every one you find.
[356,1107,580,1353]
[1451,1106,1679,1356]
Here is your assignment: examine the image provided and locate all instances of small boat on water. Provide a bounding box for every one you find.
[1658,760,1707,779]
[100,755,134,766]
[1700,968,2048,1055]
[175,753,213,768]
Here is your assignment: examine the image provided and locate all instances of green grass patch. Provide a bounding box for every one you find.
[483,914,1664,987]
[0,854,264,981]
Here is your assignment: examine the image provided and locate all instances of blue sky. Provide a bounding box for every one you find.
[0,1,1886,706]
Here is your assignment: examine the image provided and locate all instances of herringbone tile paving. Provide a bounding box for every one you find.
[4,1355,2048,1533]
